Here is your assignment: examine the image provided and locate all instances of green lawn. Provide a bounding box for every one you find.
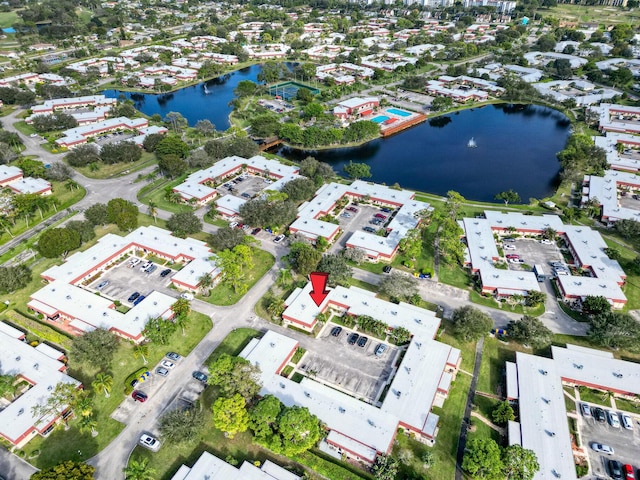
[73,152,157,180]
[436,320,477,372]
[21,311,213,468]
[577,387,612,408]
[469,291,545,317]
[0,181,86,247]
[601,237,640,310]
[545,3,640,24]
[476,336,535,396]
[439,263,471,290]
[205,249,275,306]
[614,397,640,414]
[12,120,36,136]
[394,373,472,480]
[137,176,195,214]
[0,11,18,28]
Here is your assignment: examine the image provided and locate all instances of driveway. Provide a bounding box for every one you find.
[0,447,37,480]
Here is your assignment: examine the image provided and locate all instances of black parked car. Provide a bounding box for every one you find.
[348,333,359,345]
[357,336,368,347]
[160,268,172,277]
[192,371,208,383]
[128,292,140,303]
[331,326,342,337]
[593,407,606,423]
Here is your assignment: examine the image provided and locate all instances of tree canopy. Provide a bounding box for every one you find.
[343,161,372,180]
[37,227,81,258]
[207,353,261,401]
[158,406,206,444]
[451,306,493,341]
[287,241,322,276]
[495,189,521,206]
[462,437,504,480]
[589,311,640,352]
[0,265,31,293]
[31,461,95,480]
[506,315,552,348]
[212,393,250,439]
[209,227,247,251]
[106,198,138,232]
[167,212,202,238]
[378,271,419,302]
[70,328,119,369]
[317,254,353,286]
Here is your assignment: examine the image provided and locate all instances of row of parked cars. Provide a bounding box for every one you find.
[582,403,633,430]
[330,326,387,356]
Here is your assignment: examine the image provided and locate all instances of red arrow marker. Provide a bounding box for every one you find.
[309,272,329,307]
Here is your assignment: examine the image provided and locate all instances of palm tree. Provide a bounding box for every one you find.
[198,272,214,296]
[133,344,149,365]
[147,202,158,225]
[75,395,93,418]
[65,180,80,191]
[92,373,113,398]
[124,458,156,480]
[276,268,293,288]
[601,390,615,406]
[267,297,285,318]
[78,415,98,437]
[174,313,191,336]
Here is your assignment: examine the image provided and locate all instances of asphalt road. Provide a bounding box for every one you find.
[352,267,589,335]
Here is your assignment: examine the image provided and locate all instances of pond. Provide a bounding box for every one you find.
[105,65,571,202]
[103,64,264,130]
[275,104,571,202]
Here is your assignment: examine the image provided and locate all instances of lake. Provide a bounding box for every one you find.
[275,104,571,202]
[104,66,571,202]
[103,64,264,130]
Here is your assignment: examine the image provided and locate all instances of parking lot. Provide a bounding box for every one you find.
[329,203,395,253]
[216,174,271,202]
[579,403,640,478]
[618,194,640,211]
[88,256,177,305]
[258,98,294,113]
[503,238,564,273]
[94,131,135,147]
[296,324,398,403]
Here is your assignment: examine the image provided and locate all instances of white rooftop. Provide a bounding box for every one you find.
[585,170,640,223]
[0,329,80,444]
[171,451,300,480]
[508,351,576,480]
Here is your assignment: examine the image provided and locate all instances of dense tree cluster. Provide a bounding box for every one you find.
[31,112,78,133]
[0,265,31,293]
[106,198,138,232]
[287,241,322,276]
[589,311,640,352]
[166,212,202,238]
[506,316,552,348]
[204,136,259,161]
[281,177,317,204]
[298,156,334,186]
[463,438,539,480]
[64,142,141,167]
[208,226,247,251]
[0,87,36,106]
[557,134,607,181]
[37,227,81,258]
[70,329,119,369]
[158,406,206,445]
[249,395,323,456]
[451,305,493,341]
[278,120,380,148]
[30,461,95,480]
[239,198,297,229]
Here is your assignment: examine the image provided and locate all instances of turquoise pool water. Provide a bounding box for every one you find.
[387,108,411,117]
[372,115,390,124]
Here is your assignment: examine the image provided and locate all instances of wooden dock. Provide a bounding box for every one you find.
[380,114,427,138]
[258,138,284,151]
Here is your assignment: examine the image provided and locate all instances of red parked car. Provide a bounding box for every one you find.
[374,213,387,219]
[505,254,520,259]
[132,391,148,403]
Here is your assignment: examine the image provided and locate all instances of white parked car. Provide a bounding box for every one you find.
[621,413,633,430]
[180,292,194,301]
[160,360,175,369]
[229,221,238,228]
[503,244,516,250]
[139,434,161,452]
[591,442,614,455]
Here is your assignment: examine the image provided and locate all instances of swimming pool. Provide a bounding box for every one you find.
[372,115,390,124]
[387,108,411,117]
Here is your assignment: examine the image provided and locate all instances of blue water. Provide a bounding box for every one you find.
[2,28,15,33]
[387,108,411,117]
[103,65,264,129]
[275,104,571,202]
[372,116,390,124]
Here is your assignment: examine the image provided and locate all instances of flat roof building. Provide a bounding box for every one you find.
[462,211,626,306]
[507,344,640,480]
[0,326,81,447]
[171,451,300,480]
[29,226,220,341]
[247,285,460,463]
